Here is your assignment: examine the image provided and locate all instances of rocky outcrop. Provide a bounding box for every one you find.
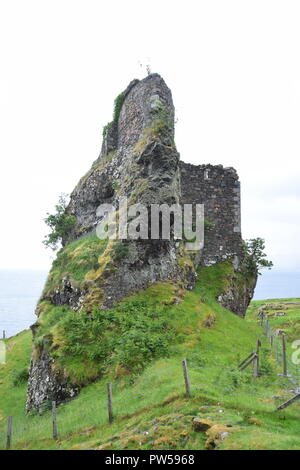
[67,74,179,240]
[26,350,78,413]
[217,269,257,318]
[26,73,256,411]
[45,278,85,310]
[62,74,185,308]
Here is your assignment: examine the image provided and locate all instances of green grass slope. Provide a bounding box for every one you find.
[1,265,300,450]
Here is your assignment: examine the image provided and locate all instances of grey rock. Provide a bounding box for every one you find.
[26,351,78,412]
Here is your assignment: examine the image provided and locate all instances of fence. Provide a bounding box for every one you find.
[261,314,300,386]
[1,319,300,449]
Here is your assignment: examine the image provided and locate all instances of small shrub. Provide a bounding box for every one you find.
[113,92,125,122]
[243,238,273,275]
[43,194,76,251]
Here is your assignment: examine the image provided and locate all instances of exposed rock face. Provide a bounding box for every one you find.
[26,73,256,411]
[64,74,184,307]
[26,350,78,413]
[67,74,179,239]
[44,278,84,310]
[217,271,257,318]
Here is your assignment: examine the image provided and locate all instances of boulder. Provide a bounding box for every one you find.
[192,417,214,432]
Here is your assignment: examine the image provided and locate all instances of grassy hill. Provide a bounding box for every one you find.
[1,264,300,450]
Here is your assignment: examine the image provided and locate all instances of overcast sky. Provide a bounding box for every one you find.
[0,0,299,273]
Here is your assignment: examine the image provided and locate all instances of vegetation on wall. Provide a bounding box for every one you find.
[102,92,125,138]
[133,102,175,154]
[153,101,173,129]
[204,219,215,231]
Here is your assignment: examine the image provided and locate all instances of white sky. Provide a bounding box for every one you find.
[0,0,299,272]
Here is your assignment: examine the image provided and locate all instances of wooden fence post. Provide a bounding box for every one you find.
[282,333,287,376]
[182,358,191,397]
[253,355,258,378]
[253,339,261,378]
[6,416,12,450]
[52,401,58,440]
[107,383,113,423]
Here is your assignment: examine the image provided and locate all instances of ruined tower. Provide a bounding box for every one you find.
[26,74,256,411]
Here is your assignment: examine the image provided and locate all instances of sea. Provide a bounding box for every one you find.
[0,269,298,338]
[0,270,48,338]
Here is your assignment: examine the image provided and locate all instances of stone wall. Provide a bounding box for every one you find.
[180,162,243,267]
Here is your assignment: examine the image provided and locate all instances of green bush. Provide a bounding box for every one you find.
[43,194,76,251]
[113,92,125,122]
[243,238,273,275]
